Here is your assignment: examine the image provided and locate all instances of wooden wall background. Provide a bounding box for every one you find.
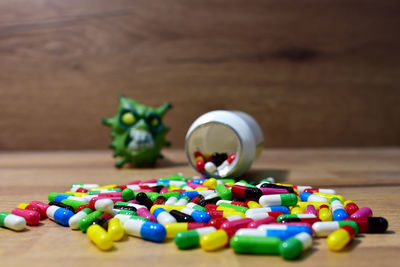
[0,0,399,150]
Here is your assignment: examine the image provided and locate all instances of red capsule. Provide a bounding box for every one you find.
[247,216,276,228]
[190,195,205,205]
[115,185,127,191]
[220,218,254,237]
[153,196,166,205]
[76,188,88,193]
[231,185,263,201]
[344,217,388,233]
[159,187,169,194]
[194,151,204,159]
[76,204,92,213]
[227,153,236,163]
[196,158,205,173]
[187,222,208,229]
[230,201,248,207]
[24,204,42,218]
[345,202,359,215]
[204,204,218,211]
[29,201,49,218]
[12,208,40,226]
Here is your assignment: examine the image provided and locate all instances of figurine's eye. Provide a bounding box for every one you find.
[150,117,159,127]
[121,112,136,125]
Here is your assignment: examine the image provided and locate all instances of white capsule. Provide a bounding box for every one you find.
[154,209,176,225]
[124,219,146,237]
[235,229,265,237]
[204,162,217,174]
[165,196,178,205]
[94,199,114,212]
[312,221,345,237]
[0,213,26,231]
[197,190,216,197]
[114,214,132,225]
[68,210,91,229]
[175,197,189,206]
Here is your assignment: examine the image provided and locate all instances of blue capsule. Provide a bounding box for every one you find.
[180,207,211,223]
[46,206,74,226]
[124,219,166,242]
[180,191,199,199]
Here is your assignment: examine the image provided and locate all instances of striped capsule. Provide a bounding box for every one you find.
[312,221,359,237]
[200,229,229,251]
[46,206,75,226]
[174,226,217,249]
[0,212,26,231]
[230,235,282,254]
[330,198,349,221]
[124,219,166,242]
[299,192,329,203]
[280,232,313,260]
[11,208,40,226]
[231,185,263,201]
[218,202,248,213]
[107,218,125,241]
[87,224,114,250]
[207,209,245,219]
[69,208,93,229]
[153,208,177,225]
[164,222,208,238]
[345,217,388,233]
[327,225,356,251]
[259,194,298,207]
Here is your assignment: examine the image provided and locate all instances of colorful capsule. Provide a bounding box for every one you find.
[245,207,290,220]
[61,199,89,212]
[230,235,281,254]
[344,201,359,216]
[89,198,114,213]
[87,224,114,250]
[174,226,217,249]
[220,218,254,237]
[313,192,344,203]
[276,214,320,225]
[124,219,166,242]
[175,196,190,206]
[48,201,75,213]
[259,183,295,194]
[303,188,336,194]
[231,185,263,201]
[330,198,349,221]
[280,232,312,260]
[186,203,208,212]
[299,192,329,203]
[291,207,304,215]
[350,207,373,219]
[296,202,330,212]
[215,184,232,200]
[218,202,248,213]
[11,208,40,226]
[189,194,204,205]
[312,221,359,237]
[165,196,178,205]
[107,218,125,241]
[17,203,42,218]
[200,229,229,251]
[239,225,312,240]
[153,208,177,225]
[327,225,356,251]
[150,205,186,214]
[208,209,245,219]
[79,210,102,232]
[318,205,333,221]
[69,208,93,229]
[0,212,26,231]
[208,215,243,229]
[170,210,194,222]
[180,207,212,223]
[29,201,50,218]
[305,205,318,216]
[246,201,262,209]
[93,213,113,229]
[135,192,154,210]
[164,222,208,238]
[260,187,290,195]
[259,194,298,207]
[345,217,388,233]
[46,206,75,227]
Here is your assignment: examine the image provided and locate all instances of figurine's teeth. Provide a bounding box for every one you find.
[128,130,154,150]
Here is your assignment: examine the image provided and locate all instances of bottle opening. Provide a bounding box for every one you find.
[186,122,241,177]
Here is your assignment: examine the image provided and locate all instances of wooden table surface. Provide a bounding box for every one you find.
[1,148,399,266]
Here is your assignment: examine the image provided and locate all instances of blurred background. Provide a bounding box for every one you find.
[0,0,399,151]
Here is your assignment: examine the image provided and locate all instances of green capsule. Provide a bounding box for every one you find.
[281,194,298,206]
[88,188,121,195]
[187,203,208,212]
[129,215,149,222]
[238,180,257,188]
[280,232,312,260]
[61,199,88,212]
[160,191,181,200]
[48,192,73,202]
[122,188,134,201]
[114,201,130,206]
[158,174,189,181]
[259,177,275,184]
[230,235,282,254]
[79,210,102,232]
[174,227,216,250]
[218,202,248,213]
[215,184,232,200]
[148,193,160,202]
[217,178,236,184]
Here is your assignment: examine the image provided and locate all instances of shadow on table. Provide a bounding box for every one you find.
[240,169,289,184]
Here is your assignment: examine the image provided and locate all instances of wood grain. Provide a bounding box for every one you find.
[0,148,399,266]
[0,0,399,150]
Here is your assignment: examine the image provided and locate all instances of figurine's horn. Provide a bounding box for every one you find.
[157,102,172,116]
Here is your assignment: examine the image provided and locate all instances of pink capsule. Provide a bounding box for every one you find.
[159,187,169,194]
[350,207,373,219]
[126,180,140,185]
[128,200,139,204]
[260,187,289,195]
[29,201,49,218]
[12,208,40,226]
[136,207,156,222]
[247,216,276,228]
[306,205,318,216]
[220,218,254,237]
[96,192,122,197]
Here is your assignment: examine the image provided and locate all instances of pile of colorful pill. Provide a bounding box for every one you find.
[194,151,236,177]
[0,174,389,260]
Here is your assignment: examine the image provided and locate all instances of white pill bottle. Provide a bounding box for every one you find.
[185,110,264,178]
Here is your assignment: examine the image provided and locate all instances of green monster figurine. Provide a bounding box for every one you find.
[102,96,172,168]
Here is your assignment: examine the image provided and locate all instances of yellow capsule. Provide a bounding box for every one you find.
[225,182,235,187]
[150,205,186,214]
[203,178,217,188]
[297,202,330,212]
[107,218,124,241]
[202,153,210,161]
[17,203,29,209]
[319,207,333,221]
[216,206,237,212]
[87,224,113,250]
[314,193,345,203]
[169,185,180,192]
[327,228,351,251]
[165,223,191,239]
[64,191,88,197]
[91,184,118,190]
[247,201,261,209]
[291,207,303,215]
[195,187,208,191]
[200,229,228,251]
[221,210,245,218]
